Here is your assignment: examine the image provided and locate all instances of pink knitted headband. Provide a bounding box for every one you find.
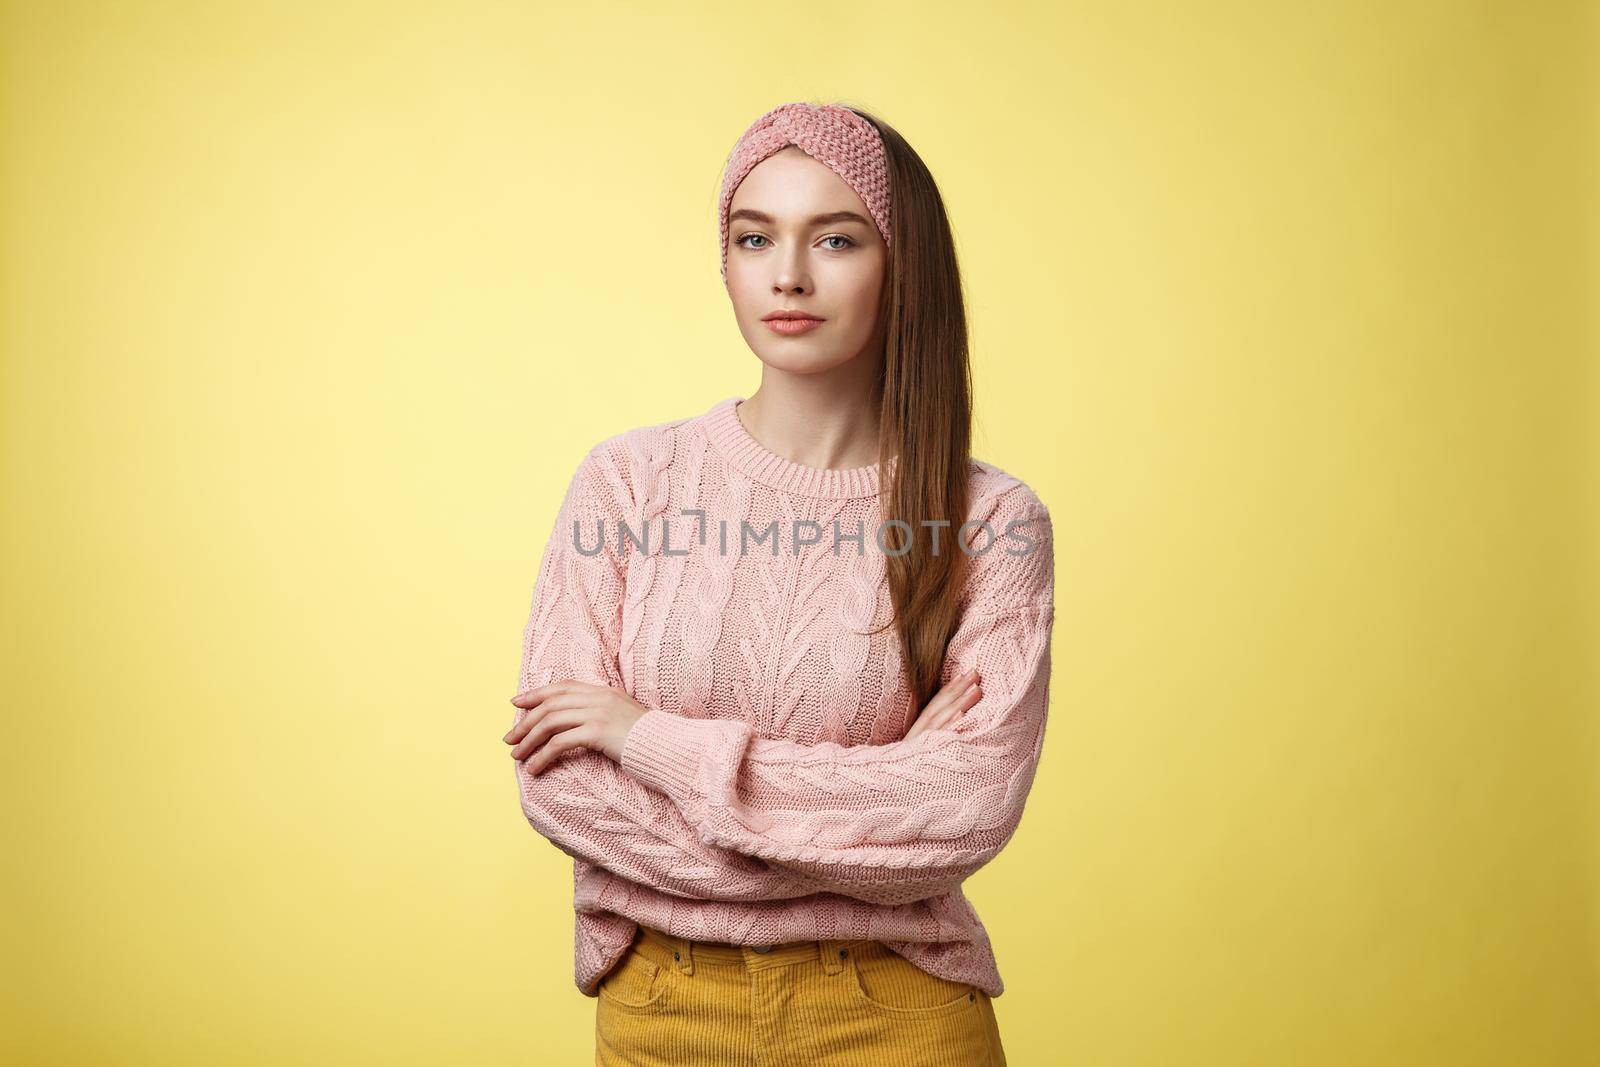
[717,102,892,284]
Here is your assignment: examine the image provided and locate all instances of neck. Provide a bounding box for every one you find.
[739,365,884,472]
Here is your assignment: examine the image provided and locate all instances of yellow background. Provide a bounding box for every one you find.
[2,1,1595,1063]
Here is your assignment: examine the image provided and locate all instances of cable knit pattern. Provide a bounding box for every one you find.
[513,395,1055,1001]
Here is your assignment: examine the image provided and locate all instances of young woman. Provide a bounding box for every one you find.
[504,101,1054,1066]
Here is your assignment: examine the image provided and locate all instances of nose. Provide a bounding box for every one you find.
[772,251,810,295]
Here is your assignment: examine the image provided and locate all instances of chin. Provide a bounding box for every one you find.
[750,343,862,375]
[742,320,865,372]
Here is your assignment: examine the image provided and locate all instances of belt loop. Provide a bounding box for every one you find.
[672,932,695,976]
[822,938,848,976]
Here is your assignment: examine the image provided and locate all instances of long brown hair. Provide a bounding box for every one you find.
[845,105,973,711]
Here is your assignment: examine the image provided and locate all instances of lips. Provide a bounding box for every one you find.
[764,316,824,336]
[762,310,826,336]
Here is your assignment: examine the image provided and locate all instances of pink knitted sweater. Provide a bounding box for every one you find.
[512,395,1056,999]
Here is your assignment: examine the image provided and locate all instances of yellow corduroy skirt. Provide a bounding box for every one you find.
[594,923,1007,1066]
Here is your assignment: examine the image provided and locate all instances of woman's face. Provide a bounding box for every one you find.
[724,146,887,376]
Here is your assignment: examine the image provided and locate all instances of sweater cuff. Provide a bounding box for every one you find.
[620,710,720,805]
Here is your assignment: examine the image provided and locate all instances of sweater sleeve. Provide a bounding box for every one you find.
[618,488,1057,905]
[512,441,821,904]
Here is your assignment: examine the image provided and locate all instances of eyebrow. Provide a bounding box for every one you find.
[727,209,874,228]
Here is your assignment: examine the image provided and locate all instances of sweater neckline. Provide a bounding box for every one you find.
[702,396,890,499]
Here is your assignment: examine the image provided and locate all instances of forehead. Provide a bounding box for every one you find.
[729,146,867,216]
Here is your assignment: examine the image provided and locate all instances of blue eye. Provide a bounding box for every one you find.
[736,233,855,251]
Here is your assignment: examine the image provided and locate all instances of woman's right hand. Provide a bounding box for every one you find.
[904,668,982,740]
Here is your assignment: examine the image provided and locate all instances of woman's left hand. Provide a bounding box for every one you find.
[505,681,649,773]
